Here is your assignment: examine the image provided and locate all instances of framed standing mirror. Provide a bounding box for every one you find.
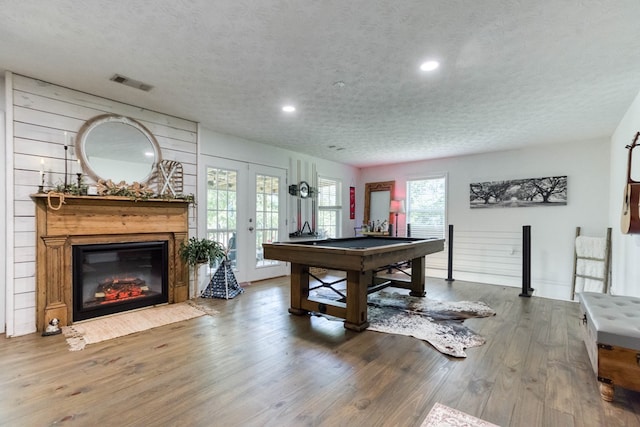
[364,180,395,225]
[76,114,162,184]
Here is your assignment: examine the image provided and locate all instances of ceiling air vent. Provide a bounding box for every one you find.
[110,74,153,92]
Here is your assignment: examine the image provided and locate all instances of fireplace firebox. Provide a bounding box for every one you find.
[73,241,169,321]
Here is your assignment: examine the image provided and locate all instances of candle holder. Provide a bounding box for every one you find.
[64,145,69,190]
[38,172,45,193]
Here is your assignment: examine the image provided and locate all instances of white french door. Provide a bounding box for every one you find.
[246,164,288,281]
[202,157,288,283]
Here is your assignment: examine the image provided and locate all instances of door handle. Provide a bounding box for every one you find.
[248,227,254,232]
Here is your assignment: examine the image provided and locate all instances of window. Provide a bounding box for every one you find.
[206,167,237,267]
[317,177,341,238]
[406,175,447,239]
[255,173,280,267]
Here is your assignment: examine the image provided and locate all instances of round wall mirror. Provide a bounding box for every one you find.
[76,114,162,184]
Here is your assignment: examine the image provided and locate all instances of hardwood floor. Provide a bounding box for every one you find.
[1,277,639,426]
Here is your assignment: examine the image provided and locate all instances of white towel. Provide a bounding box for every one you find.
[575,235,606,259]
[574,258,606,293]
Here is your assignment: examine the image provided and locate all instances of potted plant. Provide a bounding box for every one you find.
[179,237,226,267]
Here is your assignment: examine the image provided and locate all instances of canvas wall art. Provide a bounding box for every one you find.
[470,176,567,208]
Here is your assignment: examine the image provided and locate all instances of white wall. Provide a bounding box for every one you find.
[360,139,610,301]
[609,90,640,298]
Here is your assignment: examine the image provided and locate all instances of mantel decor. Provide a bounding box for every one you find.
[46,179,195,204]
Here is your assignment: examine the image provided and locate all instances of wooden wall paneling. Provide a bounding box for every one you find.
[13,277,35,294]
[14,216,35,232]
[13,76,198,145]
[12,307,34,335]
[14,183,36,200]
[15,76,195,131]
[14,231,35,248]
[14,122,68,144]
[156,136,197,154]
[15,169,44,186]
[13,78,197,140]
[13,90,100,123]
[8,74,198,335]
[13,106,85,134]
[161,149,197,166]
[4,73,15,336]
[140,122,196,143]
[13,261,34,279]
[14,153,71,180]
[13,292,35,310]
[13,138,61,157]
[14,246,36,263]
[14,200,35,217]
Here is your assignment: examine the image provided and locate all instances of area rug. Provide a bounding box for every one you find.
[312,288,496,358]
[421,402,500,427]
[61,301,214,351]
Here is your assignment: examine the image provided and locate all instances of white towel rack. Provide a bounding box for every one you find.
[571,226,611,300]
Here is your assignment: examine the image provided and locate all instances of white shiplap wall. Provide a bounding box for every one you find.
[7,73,198,337]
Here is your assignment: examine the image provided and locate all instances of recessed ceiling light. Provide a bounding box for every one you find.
[420,60,440,72]
[282,105,296,113]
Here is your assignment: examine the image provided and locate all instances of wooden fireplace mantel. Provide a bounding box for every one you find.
[32,194,190,332]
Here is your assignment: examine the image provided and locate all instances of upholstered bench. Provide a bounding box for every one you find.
[578,292,640,401]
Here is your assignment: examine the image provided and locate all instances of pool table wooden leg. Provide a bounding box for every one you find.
[344,270,371,331]
[408,256,426,297]
[288,263,309,316]
[599,382,615,402]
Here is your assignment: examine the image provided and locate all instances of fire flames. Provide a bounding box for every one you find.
[95,277,149,303]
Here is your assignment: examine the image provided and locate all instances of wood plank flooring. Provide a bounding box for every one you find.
[1,277,639,426]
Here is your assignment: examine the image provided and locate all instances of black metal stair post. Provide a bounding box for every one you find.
[519,225,534,297]
[445,224,455,283]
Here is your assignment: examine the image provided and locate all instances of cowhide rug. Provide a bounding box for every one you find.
[311,288,496,358]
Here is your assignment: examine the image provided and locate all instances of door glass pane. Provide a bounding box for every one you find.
[206,167,238,268]
[256,174,279,267]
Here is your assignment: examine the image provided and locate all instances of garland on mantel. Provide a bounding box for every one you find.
[51,178,195,204]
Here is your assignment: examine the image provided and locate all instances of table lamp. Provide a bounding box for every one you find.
[389,199,405,237]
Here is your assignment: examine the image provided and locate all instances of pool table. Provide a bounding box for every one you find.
[262,236,444,331]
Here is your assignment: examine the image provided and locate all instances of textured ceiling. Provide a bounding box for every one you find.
[1,1,640,167]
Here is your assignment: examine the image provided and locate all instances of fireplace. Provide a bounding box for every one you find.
[73,241,169,321]
[32,195,190,332]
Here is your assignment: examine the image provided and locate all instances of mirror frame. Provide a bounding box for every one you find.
[364,180,395,224]
[75,114,162,184]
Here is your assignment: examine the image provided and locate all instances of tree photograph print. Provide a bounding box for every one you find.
[470,176,567,208]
